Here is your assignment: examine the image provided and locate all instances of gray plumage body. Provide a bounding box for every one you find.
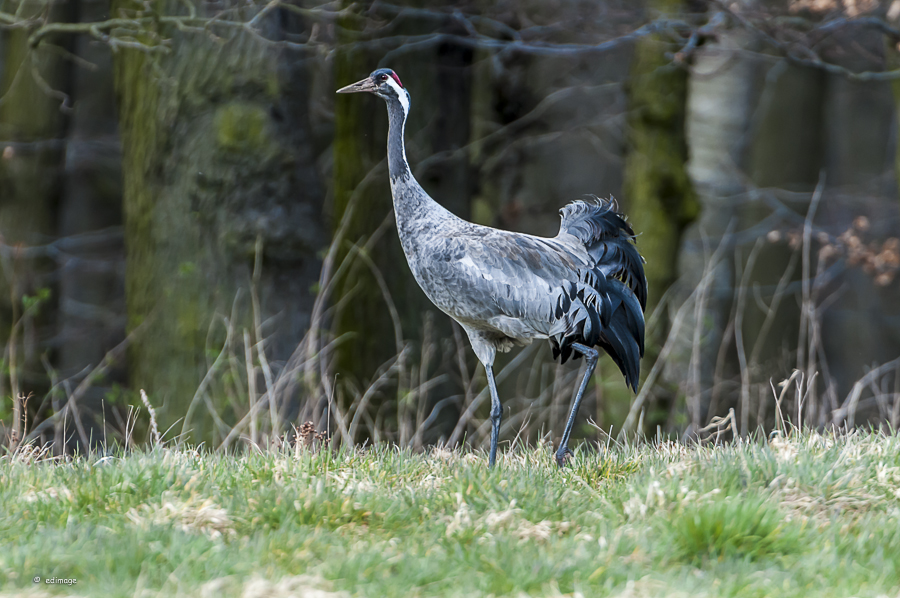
[395,174,645,383]
[338,68,646,466]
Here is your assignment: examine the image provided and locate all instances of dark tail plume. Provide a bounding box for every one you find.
[552,197,646,392]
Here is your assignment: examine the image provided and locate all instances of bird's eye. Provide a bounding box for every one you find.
[378,74,387,82]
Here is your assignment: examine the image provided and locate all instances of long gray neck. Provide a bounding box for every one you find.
[385,97,455,228]
[386,100,412,182]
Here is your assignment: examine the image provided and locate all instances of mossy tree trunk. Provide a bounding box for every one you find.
[111,0,327,443]
[331,1,473,443]
[621,0,699,431]
[624,40,698,312]
[331,5,400,394]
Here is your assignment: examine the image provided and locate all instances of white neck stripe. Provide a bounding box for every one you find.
[384,77,409,115]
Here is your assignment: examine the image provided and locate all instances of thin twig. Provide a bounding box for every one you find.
[243,329,258,446]
[734,239,764,438]
[836,359,900,427]
[140,389,161,447]
[250,236,277,440]
[797,174,825,376]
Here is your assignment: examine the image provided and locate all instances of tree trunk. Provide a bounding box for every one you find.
[111,0,327,442]
[679,23,766,433]
[0,1,70,409]
[56,0,127,442]
[330,1,474,442]
[817,25,900,425]
[622,0,699,431]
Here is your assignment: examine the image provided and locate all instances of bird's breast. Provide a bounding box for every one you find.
[401,242,491,321]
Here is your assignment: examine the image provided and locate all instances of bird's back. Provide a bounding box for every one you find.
[398,196,646,390]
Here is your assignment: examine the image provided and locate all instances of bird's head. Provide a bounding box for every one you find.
[336,68,409,113]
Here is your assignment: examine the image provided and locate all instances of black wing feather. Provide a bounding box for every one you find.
[551,197,647,391]
[558,197,647,310]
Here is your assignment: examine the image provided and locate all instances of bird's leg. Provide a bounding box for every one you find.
[486,365,502,467]
[556,342,599,468]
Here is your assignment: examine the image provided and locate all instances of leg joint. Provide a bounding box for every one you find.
[573,342,599,363]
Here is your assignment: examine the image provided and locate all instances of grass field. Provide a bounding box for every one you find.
[2,431,900,597]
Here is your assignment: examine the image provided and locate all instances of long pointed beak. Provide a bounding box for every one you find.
[336,77,377,94]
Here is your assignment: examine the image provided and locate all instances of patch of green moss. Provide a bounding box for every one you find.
[625,36,699,312]
[215,103,271,153]
[266,70,280,99]
[178,261,197,277]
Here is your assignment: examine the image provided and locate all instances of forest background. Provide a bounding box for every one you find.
[2,0,899,454]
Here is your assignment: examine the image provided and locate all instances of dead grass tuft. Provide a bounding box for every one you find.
[445,496,574,543]
[126,492,235,539]
[773,475,879,526]
[4,442,56,465]
[20,486,74,504]
[235,575,348,598]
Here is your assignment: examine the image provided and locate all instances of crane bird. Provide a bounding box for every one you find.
[337,68,646,467]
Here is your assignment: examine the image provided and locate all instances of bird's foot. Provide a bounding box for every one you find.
[555,447,574,468]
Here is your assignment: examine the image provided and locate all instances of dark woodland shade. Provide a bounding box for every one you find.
[4,0,900,452]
